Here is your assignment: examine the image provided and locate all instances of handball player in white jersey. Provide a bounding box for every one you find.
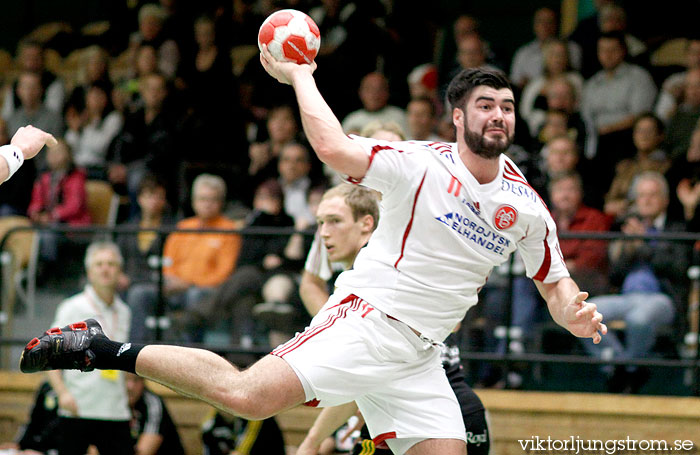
[20,49,607,455]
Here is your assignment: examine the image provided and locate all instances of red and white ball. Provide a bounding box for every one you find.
[258,9,321,65]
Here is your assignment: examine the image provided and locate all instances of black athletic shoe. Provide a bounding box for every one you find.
[19,319,105,373]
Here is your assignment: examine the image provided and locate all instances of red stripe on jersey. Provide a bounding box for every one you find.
[271,296,361,357]
[503,162,550,212]
[373,431,397,448]
[346,145,395,185]
[394,171,427,269]
[533,225,551,281]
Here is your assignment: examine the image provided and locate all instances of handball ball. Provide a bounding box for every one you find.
[258,9,321,65]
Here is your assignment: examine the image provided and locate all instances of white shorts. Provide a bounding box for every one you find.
[271,293,466,454]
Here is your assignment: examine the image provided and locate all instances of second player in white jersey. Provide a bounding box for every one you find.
[336,136,567,342]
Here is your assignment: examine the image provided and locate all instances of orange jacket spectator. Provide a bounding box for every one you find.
[163,215,242,287]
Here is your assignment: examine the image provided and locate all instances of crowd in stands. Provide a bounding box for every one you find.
[1,0,700,397]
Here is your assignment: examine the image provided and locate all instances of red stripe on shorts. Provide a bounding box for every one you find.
[373,431,397,449]
[271,295,361,357]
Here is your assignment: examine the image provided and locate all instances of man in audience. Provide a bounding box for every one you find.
[127,173,241,342]
[107,72,179,212]
[510,7,582,89]
[581,31,657,187]
[126,373,185,455]
[341,72,408,135]
[1,39,65,119]
[582,171,690,393]
[5,71,64,170]
[47,241,134,454]
[406,97,441,142]
[550,172,613,296]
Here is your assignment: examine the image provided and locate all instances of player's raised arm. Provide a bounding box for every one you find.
[259,45,369,181]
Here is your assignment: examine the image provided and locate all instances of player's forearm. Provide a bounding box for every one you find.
[538,277,580,329]
[300,271,330,317]
[290,71,367,177]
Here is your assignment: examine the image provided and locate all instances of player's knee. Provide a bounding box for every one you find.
[215,389,276,420]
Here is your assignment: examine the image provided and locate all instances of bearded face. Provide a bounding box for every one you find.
[462,115,514,159]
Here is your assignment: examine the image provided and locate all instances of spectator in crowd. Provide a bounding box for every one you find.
[406,96,441,142]
[0,117,36,215]
[117,176,174,341]
[5,71,65,170]
[406,64,440,107]
[341,72,408,135]
[129,4,180,79]
[435,14,497,91]
[27,139,90,266]
[510,7,582,89]
[531,135,583,202]
[550,172,613,296]
[248,104,301,192]
[190,179,296,349]
[107,72,179,211]
[665,68,700,160]
[1,39,65,119]
[65,80,123,180]
[0,381,61,454]
[597,4,648,66]
[520,38,584,138]
[200,409,286,455]
[47,241,134,454]
[583,172,690,393]
[529,76,587,153]
[127,173,241,342]
[309,0,391,119]
[655,38,700,124]
[581,31,657,190]
[667,126,700,228]
[278,142,317,227]
[567,0,616,78]
[126,373,185,455]
[64,46,113,118]
[440,32,502,102]
[604,113,670,219]
[114,44,159,113]
[178,15,242,175]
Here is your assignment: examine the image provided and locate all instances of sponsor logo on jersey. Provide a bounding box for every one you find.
[466,201,480,216]
[435,211,510,255]
[501,179,539,203]
[494,205,517,230]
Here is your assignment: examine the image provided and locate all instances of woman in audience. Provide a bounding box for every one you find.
[65,80,123,180]
[27,139,90,266]
[520,38,584,138]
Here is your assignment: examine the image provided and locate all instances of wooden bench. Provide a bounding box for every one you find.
[2,371,699,454]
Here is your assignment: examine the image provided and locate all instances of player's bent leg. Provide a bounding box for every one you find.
[405,438,467,455]
[21,318,307,421]
[136,347,306,420]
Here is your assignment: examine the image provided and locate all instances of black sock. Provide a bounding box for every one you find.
[90,335,145,373]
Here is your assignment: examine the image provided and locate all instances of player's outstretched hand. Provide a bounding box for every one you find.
[259,44,316,86]
[564,291,607,344]
[11,125,58,160]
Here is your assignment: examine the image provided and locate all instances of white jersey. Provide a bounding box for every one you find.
[334,136,569,342]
